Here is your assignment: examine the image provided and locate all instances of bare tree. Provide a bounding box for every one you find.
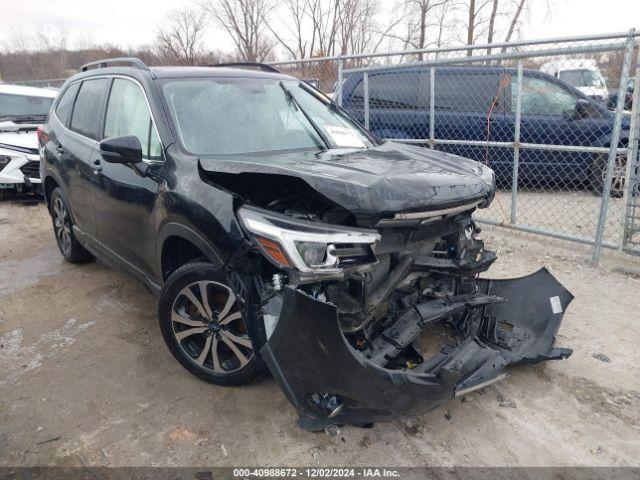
[433,0,454,51]
[266,0,314,60]
[339,0,395,56]
[383,0,454,60]
[156,7,208,65]
[463,0,493,55]
[409,0,447,55]
[486,0,498,55]
[200,0,273,62]
[500,0,526,50]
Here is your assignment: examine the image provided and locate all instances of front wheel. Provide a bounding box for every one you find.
[590,152,627,197]
[158,262,266,386]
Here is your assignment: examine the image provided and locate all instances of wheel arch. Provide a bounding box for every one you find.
[43,174,61,212]
[158,223,225,282]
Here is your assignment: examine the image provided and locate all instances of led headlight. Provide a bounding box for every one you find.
[237,205,380,273]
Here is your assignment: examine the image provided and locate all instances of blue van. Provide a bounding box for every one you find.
[341,66,631,195]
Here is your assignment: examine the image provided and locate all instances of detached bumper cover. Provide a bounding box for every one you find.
[261,268,573,430]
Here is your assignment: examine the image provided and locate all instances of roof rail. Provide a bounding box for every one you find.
[208,62,281,73]
[80,57,150,72]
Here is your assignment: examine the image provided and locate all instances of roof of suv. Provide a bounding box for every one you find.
[148,66,290,79]
[72,58,291,82]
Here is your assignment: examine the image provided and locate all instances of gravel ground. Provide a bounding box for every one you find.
[0,200,639,467]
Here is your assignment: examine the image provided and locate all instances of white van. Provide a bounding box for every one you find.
[540,59,608,102]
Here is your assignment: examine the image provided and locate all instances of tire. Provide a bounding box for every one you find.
[158,262,266,386]
[50,187,94,263]
[590,152,627,197]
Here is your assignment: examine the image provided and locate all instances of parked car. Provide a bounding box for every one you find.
[540,59,608,102]
[40,58,572,431]
[0,84,57,197]
[341,65,631,196]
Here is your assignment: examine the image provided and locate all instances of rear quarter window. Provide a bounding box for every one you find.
[55,83,80,126]
[70,78,110,140]
[348,72,421,109]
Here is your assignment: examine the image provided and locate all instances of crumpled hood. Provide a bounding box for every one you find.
[0,128,39,154]
[199,141,494,218]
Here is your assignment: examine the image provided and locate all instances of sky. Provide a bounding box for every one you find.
[0,0,638,57]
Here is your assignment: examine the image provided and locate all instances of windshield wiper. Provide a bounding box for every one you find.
[298,81,340,112]
[279,81,332,150]
[0,114,47,123]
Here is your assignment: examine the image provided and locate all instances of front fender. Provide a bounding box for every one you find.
[156,221,226,275]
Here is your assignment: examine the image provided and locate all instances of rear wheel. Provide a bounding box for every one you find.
[158,262,266,385]
[590,152,627,197]
[50,188,94,263]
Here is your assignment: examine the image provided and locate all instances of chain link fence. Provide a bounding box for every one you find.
[7,32,640,262]
[272,30,640,262]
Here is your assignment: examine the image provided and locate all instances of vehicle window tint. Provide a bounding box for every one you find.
[518,76,578,116]
[350,72,420,109]
[104,78,161,160]
[0,93,54,117]
[434,72,499,112]
[54,83,80,126]
[70,78,109,139]
[162,78,371,155]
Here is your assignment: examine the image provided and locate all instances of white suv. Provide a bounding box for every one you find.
[0,84,57,197]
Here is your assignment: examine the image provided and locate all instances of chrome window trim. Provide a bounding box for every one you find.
[52,74,165,165]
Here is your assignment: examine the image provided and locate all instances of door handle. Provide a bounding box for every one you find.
[92,159,102,173]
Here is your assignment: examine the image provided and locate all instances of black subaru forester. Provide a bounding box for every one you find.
[40,58,573,431]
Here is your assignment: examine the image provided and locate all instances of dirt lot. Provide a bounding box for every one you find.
[478,190,630,246]
[1,200,639,467]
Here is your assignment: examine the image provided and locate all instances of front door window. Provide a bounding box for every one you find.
[104,79,162,161]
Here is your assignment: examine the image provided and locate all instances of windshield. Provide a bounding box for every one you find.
[162,78,373,155]
[0,93,54,119]
[558,69,604,88]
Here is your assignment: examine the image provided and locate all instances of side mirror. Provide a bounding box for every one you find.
[99,135,143,165]
[573,99,591,119]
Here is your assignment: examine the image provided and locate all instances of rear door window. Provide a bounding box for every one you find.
[434,72,500,112]
[70,78,110,140]
[55,83,80,126]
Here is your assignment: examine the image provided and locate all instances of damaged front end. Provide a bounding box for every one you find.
[234,199,573,431]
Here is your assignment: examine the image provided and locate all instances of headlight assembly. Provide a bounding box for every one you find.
[237,206,380,275]
[480,163,496,189]
[0,155,12,170]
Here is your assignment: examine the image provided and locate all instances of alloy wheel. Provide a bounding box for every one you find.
[602,153,627,195]
[171,280,254,374]
[53,196,72,256]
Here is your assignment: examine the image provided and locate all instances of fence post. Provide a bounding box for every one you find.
[363,71,370,130]
[337,59,344,107]
[429,67,435,149]
[619,42,640,251]
[592,29,636,264]
[511,60,523,225]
